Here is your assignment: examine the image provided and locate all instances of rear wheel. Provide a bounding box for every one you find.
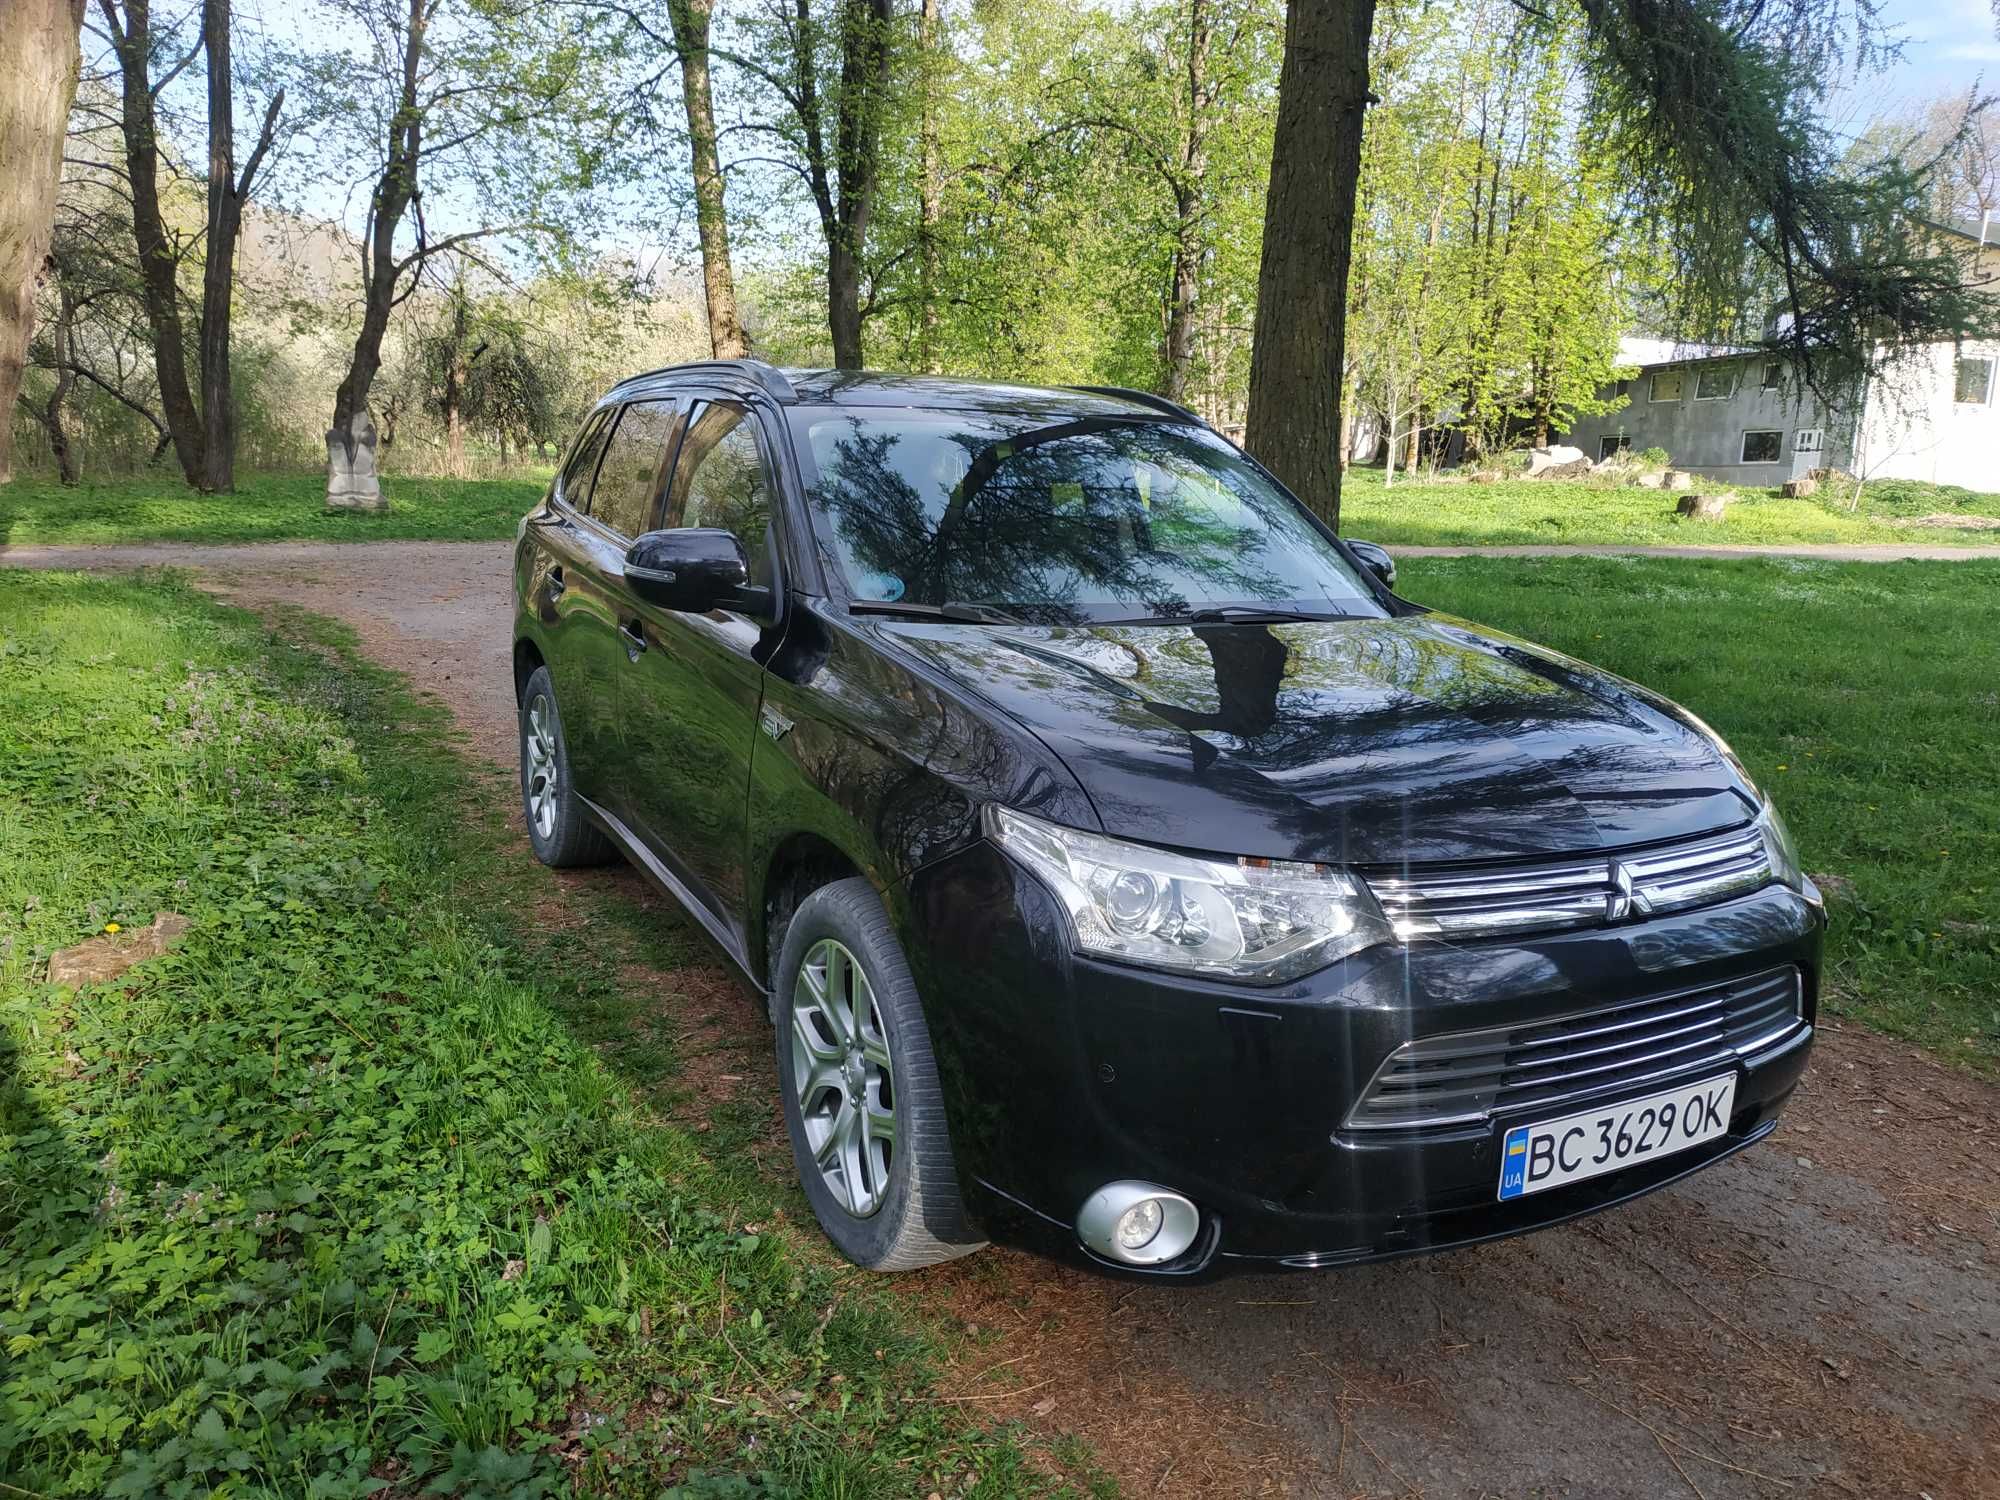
[518,666,615,867]
[774,878,983,1270]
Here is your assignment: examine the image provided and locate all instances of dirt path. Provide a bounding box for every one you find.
[11,539,1996,1498]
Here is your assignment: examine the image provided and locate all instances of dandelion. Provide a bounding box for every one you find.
[104,922,121,933]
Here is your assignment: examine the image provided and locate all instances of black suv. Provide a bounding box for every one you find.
[512,360,1823,1278]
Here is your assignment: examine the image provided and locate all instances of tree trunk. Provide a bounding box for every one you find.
[1242,0,1377,528]
[1162,0,1213,403]
[668,0,746,360]
[1337,393,1355,472]
[328,0,425,512]
[199,0,237,492]
[1404,418,1420,474]
[1163,186,1203,402]
[916,0,942,370]
[107,0,205,487]
[828,240,864,369]
[38,281,82,483]
[196,0,279,493]
[826,0,892,369]
[0,0,84,486]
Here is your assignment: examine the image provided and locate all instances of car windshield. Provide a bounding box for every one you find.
[791,408,1383,622]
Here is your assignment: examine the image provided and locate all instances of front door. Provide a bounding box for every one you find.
[574,396,689,830]
[620,396,782,956]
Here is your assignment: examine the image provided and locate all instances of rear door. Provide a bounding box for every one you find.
[619,396,783,950]
[523,406,622,793]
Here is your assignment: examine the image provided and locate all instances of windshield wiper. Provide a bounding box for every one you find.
[845,599,1019,624]
[1098,605,1356,626]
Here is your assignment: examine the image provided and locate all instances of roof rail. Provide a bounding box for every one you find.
[1069,385,1204,424]
[611,358,799,403]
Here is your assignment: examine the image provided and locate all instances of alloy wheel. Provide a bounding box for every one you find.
[792,937,897,1218]
[524,694,559,841]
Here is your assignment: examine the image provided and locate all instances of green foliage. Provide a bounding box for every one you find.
[1400,555,2000,1069]
[1353,0,1647,462]
[0,572,1082,1497]
[0,472,544,545]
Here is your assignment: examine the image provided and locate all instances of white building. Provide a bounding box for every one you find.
[1564,219,2000,490]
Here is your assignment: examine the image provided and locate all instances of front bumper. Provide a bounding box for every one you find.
[903,841,1823,1279]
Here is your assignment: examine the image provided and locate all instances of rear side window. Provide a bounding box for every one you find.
[666,400,775,587]
[590,400,684,538]
[559,410,613,511]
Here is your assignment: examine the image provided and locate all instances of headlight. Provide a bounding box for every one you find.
[984,806,1394,982]
[1756,797,1804,892]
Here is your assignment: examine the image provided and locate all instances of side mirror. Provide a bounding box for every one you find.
[624,528,765,615]
[1346,539,1396,591]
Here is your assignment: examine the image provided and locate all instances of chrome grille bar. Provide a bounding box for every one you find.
[1366,823,1773,942]
[1345,968,1805,1132]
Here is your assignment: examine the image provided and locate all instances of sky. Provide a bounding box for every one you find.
[1833,0,1996,116]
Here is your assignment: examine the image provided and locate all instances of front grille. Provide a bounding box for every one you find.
[1365,823,1773,942]
[1344,967,1805,1132]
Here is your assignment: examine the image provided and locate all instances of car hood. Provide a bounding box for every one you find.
[882,613,1757,865]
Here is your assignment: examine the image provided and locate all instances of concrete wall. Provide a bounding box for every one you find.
[1854,340,2000,490]
[1563,357,1840,485]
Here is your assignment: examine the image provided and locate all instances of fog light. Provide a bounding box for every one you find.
[1076,1181,1200,1267]
[1116,1198,1164,1251]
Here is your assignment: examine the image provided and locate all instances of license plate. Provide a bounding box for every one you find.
[1497,1072,1736,1201]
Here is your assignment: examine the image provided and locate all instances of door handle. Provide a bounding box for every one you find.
[620,619,647,659]
[546,565,566,598]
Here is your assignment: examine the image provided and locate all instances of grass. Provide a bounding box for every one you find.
[1398,554,2000,1071]
[0,471,545,546]
[1340,464,2000,547]
[10,464,2000,552]
[0,570,1092,1499]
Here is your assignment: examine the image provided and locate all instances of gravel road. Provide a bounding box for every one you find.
[9,536,1995,1498]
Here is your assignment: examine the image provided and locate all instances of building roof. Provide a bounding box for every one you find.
[1616,336,1747,368]
[1926,213,1999,249]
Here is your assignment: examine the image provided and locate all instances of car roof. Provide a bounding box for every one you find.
[602,360,1196,423]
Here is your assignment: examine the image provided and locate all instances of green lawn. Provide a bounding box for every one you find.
[0,471,545,546]
[0,572,1093,1499]
[1399,555,2000,1070]
[10,464,2000,551]
[1341,465,2000,547]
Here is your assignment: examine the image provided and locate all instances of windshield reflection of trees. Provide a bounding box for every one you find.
[807,416,1330,619]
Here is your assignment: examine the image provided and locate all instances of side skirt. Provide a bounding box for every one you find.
[575,793,771,1012]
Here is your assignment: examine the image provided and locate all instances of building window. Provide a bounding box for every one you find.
[1954,356,1995,405]
[1598,435,1631,461]
[1650,370,1685,402]
[1741,430,1783,464]
[1763,361,1784,390]
[1794,429,1824,454]
[1695,366,1737,401]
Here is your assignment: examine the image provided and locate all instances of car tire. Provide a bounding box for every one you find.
[518,665,616,868]
[774,877,984,1271]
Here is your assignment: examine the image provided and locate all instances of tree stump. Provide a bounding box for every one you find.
[1781,476,1819,498]
[1675,493,1729,521]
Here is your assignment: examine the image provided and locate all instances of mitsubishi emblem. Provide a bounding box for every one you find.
[1606,861,1637,922]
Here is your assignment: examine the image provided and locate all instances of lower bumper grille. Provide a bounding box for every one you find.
[1344,967,1806,1132]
